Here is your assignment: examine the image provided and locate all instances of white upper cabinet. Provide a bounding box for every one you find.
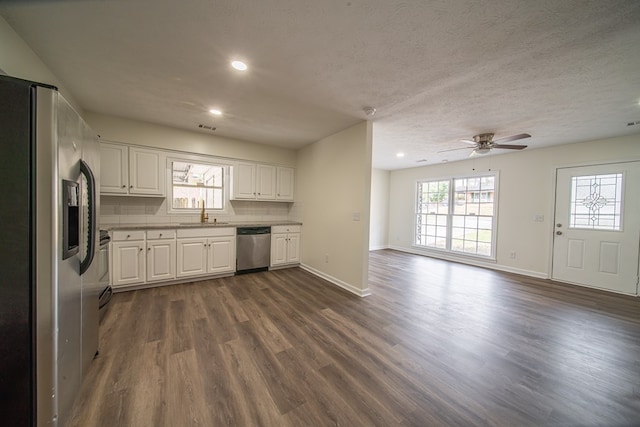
[129,147,164,195]
[276,167,294,201]
[256,164,276,200]
[231,162,256,199]
[100,142,165,197]
[100,143,128,194]
[231,162,294,202]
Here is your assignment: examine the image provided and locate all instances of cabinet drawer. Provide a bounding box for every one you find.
[272,225,301,234]
[146,229,176,240]
[111,230,145,241]
[177,227,236,238]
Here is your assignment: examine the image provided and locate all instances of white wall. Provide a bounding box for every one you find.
[369,168,390,250]
[388,134,640,278]
[0,16,82,112]
[296,121,373,296]
[84,112,296,167]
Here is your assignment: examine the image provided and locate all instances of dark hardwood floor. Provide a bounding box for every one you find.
[69,249,640,426]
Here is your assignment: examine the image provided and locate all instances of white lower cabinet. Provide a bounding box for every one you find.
[112,233,146,287]
[270,225,301,267]
[208,237,236,274]
[146,235,176,283]
[177,228,236,278]
[176,238,208,277]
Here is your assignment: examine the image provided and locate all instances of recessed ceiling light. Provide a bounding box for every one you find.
[231,60,247,71]
[396,152,405,158]
[209,109,222,116]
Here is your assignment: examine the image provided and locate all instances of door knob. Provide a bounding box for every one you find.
[556,231,563,235]
[556,223,562,227]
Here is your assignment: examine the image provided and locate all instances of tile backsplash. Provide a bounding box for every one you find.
[100,196,299,225]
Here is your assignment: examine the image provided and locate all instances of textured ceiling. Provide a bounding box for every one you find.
[2,0,640,170]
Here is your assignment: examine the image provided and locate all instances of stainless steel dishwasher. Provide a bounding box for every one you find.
[236,227,271,273]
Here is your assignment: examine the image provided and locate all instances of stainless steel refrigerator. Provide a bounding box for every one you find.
[0,75,101,426]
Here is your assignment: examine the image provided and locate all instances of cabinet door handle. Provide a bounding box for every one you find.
[126,234,130,238]
[130,185,133,189]
[147,247,151,251]
[159,233,162,237]
[139,248,143,252]
[121,185,126,188]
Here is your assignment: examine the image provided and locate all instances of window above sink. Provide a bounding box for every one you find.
[168,159,229,214]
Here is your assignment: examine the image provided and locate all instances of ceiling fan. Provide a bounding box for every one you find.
[440,133,531,156]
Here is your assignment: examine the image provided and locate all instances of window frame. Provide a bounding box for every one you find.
[414,171,499,261]
[166,154,232,215]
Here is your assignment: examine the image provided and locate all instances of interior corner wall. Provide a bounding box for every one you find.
[296,121,372,296]
[388,133,640,278]
[84,112,297,166]
[0,16,82,112]
[370,168,390,250]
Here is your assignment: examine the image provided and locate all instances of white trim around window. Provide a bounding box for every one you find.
[413,171,499,261]
[166,154,232,215]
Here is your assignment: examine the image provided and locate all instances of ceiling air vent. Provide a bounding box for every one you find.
[198,124,217,131]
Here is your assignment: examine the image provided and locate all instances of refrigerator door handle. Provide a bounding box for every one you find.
[79,159,96,275]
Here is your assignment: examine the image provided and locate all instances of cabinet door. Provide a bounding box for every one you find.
[100,143,128,194]
[112,241,145,286]
[176,238,208,277]
[147,240,176,282]
[270,233,288,266]
[207,237,236,274]
[231,163,256,199]
[129,147,164,195]
[286,233,300,263]
[256,164,276,200]
[276,167,294,201]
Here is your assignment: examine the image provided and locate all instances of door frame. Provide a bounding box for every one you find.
[549,158,640,294]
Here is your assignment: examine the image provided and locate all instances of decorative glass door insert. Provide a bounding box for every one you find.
[569,173,622,230]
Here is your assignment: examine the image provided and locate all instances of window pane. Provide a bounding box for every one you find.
[416,174,496,257]
[172,161,225,210]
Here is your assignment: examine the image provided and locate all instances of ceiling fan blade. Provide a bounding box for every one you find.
[492,144,527,150]
[438,146,474,153]
[468,149,478,157]
[492,133,531,144]
[461,139,477,145]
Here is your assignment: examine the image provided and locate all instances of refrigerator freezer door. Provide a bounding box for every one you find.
[0,75,57,426]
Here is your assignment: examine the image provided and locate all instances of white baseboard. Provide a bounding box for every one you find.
[300,263,371,297]
[369,245,390,251]
[388,245,548,279]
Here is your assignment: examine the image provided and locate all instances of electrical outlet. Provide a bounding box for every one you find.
[509,251,516,259]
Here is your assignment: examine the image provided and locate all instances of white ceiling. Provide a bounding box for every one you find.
[2,0,640,170]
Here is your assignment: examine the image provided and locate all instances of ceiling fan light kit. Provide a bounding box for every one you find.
[438,132,531,156]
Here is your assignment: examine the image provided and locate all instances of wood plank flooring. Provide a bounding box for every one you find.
[69,250,640,426]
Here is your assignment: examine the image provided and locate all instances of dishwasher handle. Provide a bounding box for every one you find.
[237,227,271,235]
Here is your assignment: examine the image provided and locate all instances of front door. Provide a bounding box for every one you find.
[552,162,640,295]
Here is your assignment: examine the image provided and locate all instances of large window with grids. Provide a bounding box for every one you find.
[415,173,498,258]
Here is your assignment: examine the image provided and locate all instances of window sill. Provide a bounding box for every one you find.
[410,245,497,263]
